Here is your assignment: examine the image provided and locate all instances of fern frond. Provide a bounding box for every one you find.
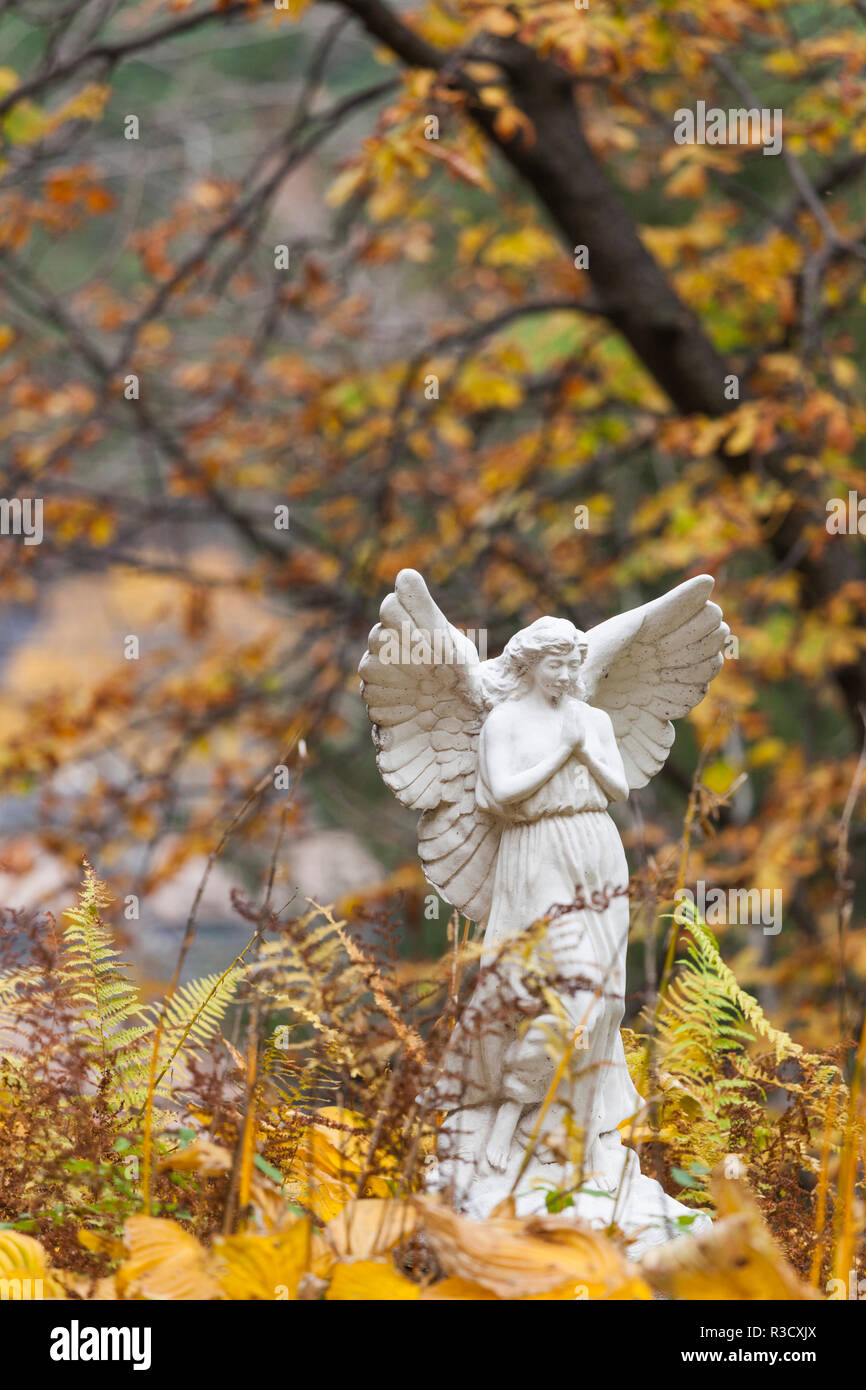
[678,908,803,1062]
[112,966,247,1110]
[59,863,142,1075]
[0,965,43,1001]
[55,864,247,1113]
[157,968,245,1051]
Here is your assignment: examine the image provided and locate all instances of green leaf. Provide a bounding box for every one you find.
[544,1188,575,1214]
[253,1155,285,1186]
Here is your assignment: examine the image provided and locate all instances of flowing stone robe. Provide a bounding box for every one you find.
[431,715,711,1254]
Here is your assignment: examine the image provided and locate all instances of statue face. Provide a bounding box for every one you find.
[532,649,582,703]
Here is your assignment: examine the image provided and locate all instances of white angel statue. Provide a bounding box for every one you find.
[360,570,727,1253]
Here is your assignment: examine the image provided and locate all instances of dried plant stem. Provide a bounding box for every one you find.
[237,1023,260,1223]
[223,1002,261,1236]
[354,1064,399,1199]
[834,705,866,1039]
[810,1086,838,1287]
[832,1002,866,1287]
[141,738,302,1211]
[324,903,424,1060]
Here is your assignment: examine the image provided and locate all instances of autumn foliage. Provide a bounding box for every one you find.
[0,0,865,1302]
[0,862,860,1300]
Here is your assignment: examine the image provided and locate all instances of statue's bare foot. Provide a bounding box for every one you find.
[485,1100,522,1173]
[485,1138,512,1173]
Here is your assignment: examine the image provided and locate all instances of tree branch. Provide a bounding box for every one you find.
[0,1,252,119]
[331,0,866,729]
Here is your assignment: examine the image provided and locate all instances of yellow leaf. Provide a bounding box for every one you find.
[421,1276,499,1300]
[45,84,110,132]
[764,52,804,77]
[326,165,367,209]
[666,163,708,199]
[427,143,490,190]
[483,226,558,268]
[702,758,737,794]
[325,1199,417,1261]
[493,105,535,145]
[759,352,802,381]
[830,356,857,390]
[641,1176,817,1301]
[458,360,523,410]
[413,1195,651,1300]
[464,62,505,84]
[4,100,46,145]
[116,1217,221,1301]
[326,1258,420,1300]
[78,1228,123,1259]
[89,514,116,547]
[0,1230,65,1299]
[724,410,759,456]
[284,1110,393,1221]
[475,7,518,36]
[213,1223,311,1301]
[367,180,406,223]
[748,738,786,768]
[158,1136,231,1176]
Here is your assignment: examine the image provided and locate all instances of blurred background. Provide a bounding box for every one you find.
[0,0,864,1051]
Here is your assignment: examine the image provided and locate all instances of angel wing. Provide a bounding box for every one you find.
[581,575,728,790]
[359,569,500,925]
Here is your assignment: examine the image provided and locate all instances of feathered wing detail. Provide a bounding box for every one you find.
[581,575,728,790]
[359,569,500,924]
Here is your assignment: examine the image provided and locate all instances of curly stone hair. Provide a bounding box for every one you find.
[479,616,588,707]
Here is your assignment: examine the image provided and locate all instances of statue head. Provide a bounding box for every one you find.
[480,616,588,706]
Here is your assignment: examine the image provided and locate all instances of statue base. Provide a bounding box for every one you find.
[428,1105,711,1262]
